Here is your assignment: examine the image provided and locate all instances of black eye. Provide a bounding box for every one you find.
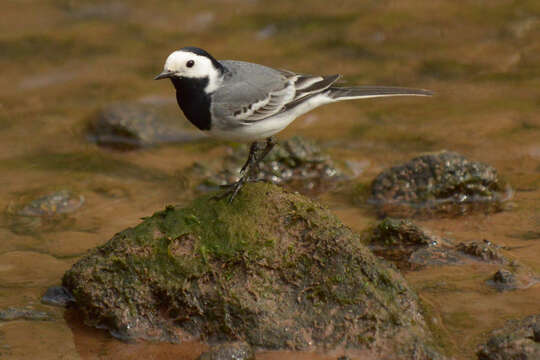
[186,60,195,68]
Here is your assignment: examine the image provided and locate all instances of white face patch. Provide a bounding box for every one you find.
[162,50,222,93]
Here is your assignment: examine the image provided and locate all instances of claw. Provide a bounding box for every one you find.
[212,177,248,203]
[211,137,277,204]
[227,181,244,204]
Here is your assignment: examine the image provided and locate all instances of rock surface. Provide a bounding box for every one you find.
[86,102,203,150]
[16,190,84,217]
[363,219,523,271]
[370,151,508,217]
[487,269,518,292]
[197,136,342,194]
[5,190,84,234]
[486,268,539,292]
[196,342,254,360]
[63,183,442,358]
[456,240,506,264]
[364,218,461,270]
[41,286,75,307]
[0,307,52,322]
[477,314,540,359]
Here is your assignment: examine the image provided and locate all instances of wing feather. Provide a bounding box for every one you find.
[211,61,342,126]
[227,74,340,124]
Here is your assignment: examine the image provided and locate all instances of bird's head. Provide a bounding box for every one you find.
[154,47,224,85]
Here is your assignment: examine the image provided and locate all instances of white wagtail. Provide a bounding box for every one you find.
[155,46,431,202]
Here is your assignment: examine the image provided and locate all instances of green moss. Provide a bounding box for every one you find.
[63,183,439,354]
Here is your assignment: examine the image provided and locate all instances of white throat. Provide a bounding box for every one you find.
[203,70,222,94]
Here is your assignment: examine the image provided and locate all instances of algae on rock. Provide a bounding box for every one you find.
[370,151,509,217]
[63,183,442,358]
[196,136,342,194]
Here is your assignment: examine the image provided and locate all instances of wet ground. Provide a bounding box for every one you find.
[0,0,539,359]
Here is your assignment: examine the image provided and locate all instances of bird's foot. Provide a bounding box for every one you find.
[213,176,257,203]
[213,137,276,204]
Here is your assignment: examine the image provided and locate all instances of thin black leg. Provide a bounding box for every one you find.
[214,137,277,203]
[254,137,276,169]
[240,141,261,174]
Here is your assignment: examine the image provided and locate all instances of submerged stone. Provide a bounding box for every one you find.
[370,151,509,217]
[196,341,254,360]
[477,314,540,359]
[456,240,506,264]
[5,190,83,234]
[198,136,342,194]
[487,269,517,292]
[17,190,84,217]
[0,307,52,322]
[486,268,539,292]
[86,102,203,150]
[63,183,442,358]
[363,219,525,271]
[41,286,75,307]
[364,218,461,270]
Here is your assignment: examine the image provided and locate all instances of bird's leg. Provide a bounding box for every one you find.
[252,137,276,171]
[214,137,276,203]
[214,140,262,203]
[240,141,262,174]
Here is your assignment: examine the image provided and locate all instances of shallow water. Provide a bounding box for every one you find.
[1,0,539,359]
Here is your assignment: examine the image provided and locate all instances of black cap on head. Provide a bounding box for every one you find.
[180,46,225,73]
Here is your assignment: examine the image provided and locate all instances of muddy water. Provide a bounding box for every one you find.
[1,0,539,359]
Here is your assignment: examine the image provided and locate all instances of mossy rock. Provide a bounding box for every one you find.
[370,151,509,217]
[197,136,343,194]
[477,314,540,359]
[364,218,451,270]
[63,183,442,358]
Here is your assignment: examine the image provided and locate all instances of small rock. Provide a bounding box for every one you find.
[365,218,458,270]
[17,190,84,217]
[6,190,83,234]
[533,323,540,343]
[0,307,52,322]
[86,102,203,150]
[477,314,540,359]
[408,246,465,268]
[41,286,75,307]
[198,136,343,194]
[370,151,509,217]
[197,342,254,360]
[486,268,539,292]
[487,269,517,292]
[456,240,505,263]
[493,269,515,283]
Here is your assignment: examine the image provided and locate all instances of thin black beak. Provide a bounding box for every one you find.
[154,70,174,80]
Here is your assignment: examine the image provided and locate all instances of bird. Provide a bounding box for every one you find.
[155,46,432,202]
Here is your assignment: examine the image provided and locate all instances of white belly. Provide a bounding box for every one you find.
[207,93,332,142]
